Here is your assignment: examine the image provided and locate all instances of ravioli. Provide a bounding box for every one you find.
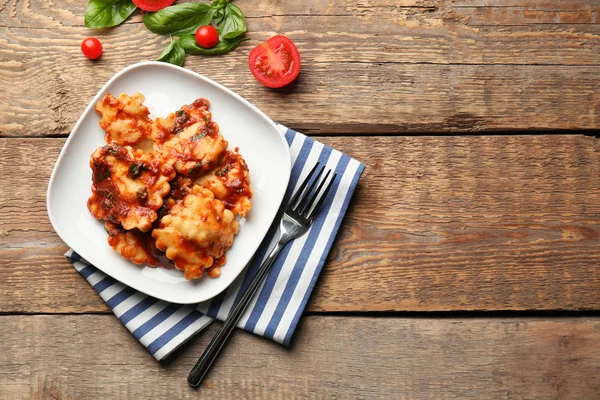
[194,149,253,217]
[105,222,161,266]
[158,173,194,219]
[95,93,153,148]
[153,99,228,176]
[90,95,252,280]
[87,144,175,232]
[152,186,239,280]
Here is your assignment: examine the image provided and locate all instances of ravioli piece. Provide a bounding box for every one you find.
[152,186,239,280]
[207,255,226,278]
[153,98,228,176]
[95,93,153,148]
[158,174,194,220]
[105,222,160,266]
[87,144,175,232]
[149,113,175,145]
[194,149,253,217]
[149,98,211,144]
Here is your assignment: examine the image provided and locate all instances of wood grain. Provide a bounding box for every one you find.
[1,315,599,399]
[3,0,599,28]
[1,0,600,135]
[3,0,599,396]
[2,135,600,313]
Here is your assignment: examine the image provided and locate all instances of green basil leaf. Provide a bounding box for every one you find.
[84,0,137,28]
[211,0,229,9]
[213,8,225,26]
[157,38,185,67]
[219,3,246,39]
[143,3,215,36]
[178,34,249,55]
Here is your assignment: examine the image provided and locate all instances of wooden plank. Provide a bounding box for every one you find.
[1,315,599,399]
[7,0,600,27]
[1,1,600,135]
[452,1,600,26]
[2,136,600,313]
[3,0,600,27]
[0,0,436,27]
[459,7,600,26]
[454,0,600,8]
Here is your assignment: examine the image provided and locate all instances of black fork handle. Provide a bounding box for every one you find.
[188,239,286,387]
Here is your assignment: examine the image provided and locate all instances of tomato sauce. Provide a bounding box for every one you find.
[216,150,253,211]
[88,145,164,228]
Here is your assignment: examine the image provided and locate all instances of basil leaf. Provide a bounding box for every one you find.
[213,8,225,26]
[191,131,207,141]
[157,38,185,67]
[136,187,148,202]
[143,3,215,36]
[178,34,249,55]
[211,0,229,10]
[128,162,146,179]
[85,0,137,28]
[219,3,246,39]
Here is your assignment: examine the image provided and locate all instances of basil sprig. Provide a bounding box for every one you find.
[156,37,185,67]
[178,35,248,56]
[84,0,137,28]
[84,0,248,66]
[143,3,216,36]
[216,3,246,39]
[154,0,248,65]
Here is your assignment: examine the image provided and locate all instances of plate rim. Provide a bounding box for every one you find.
[46,61,292,304]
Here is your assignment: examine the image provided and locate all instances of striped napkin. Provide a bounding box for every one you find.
[65,124,364,361]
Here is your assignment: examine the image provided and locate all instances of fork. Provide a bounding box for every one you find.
[188,163,336,387]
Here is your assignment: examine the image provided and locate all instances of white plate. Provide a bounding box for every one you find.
[47,62,291,304]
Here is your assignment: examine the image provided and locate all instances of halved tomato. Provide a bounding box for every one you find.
[248,35,301,88]
[132,0,174,12]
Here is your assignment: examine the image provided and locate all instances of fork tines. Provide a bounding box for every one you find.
[290,163,337,220]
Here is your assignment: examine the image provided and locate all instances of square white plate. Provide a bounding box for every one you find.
[47,62,291,304]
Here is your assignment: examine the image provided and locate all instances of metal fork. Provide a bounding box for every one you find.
[188,163,336,387]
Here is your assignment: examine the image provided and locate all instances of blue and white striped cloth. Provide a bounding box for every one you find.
[66,125,365,361]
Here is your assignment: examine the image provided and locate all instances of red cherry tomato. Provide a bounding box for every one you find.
[81,37,103,60]
[132,0,174,12]
[195,26,219,49]
[248,35,301,88]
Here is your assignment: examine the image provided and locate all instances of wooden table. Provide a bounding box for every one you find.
[2,0,600,398]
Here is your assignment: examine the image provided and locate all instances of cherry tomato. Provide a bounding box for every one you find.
[132,0,174,12]
[81,37,103,60]
[248,35,301,88]
[195,26,219,49]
